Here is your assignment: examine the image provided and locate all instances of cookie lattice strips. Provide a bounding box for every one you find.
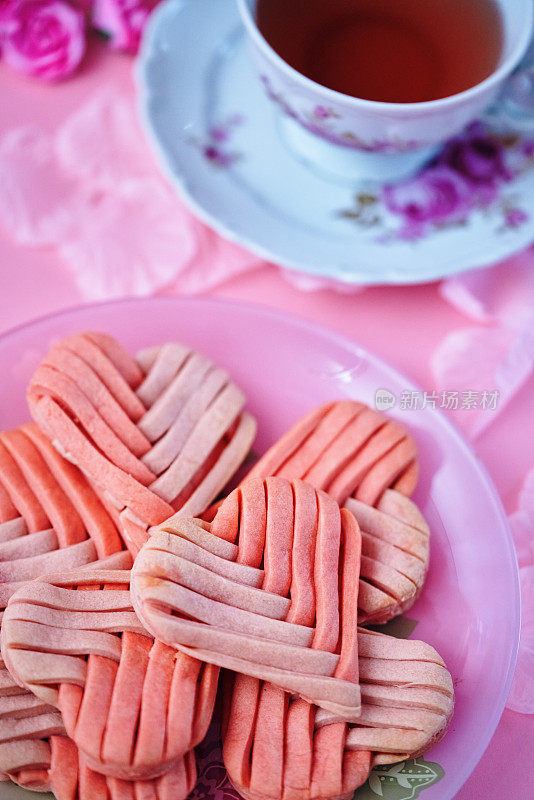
[245,400,418,507]
[345,491,430,625]
[132,477,362,721]
[0,654,64,791]
[1,569,218,781]
[2,734,196,800]
[0,423,126,613]
[28,332,257,554]
[223,629,453,800]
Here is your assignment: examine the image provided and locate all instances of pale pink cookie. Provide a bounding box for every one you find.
[245,400,418,507]
[2,569,218,781]
[132,477,363,721]
[223,628,453,800]
[28,332,257,554]
[0,423,127,614]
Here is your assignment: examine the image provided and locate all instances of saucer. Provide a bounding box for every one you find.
[138,0,534,285]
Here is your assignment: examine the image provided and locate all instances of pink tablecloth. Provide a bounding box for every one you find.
[0,40,533,800]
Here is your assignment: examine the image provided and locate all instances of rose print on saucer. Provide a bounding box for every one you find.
[190,113,245,168]
[339,123,534,240]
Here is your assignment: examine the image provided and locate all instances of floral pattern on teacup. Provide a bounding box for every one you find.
[338,123,534,240]
[260,74,423,153]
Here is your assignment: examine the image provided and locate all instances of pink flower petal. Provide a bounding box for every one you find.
[167,217,261,294]
[0,89,264,298]
[431,325,534,438]
[55,90,158,187]
[510,469,534,570]
[58,179,198,299]
[441,246,534,329]
[506,565,534,714]
[0,126,82,245]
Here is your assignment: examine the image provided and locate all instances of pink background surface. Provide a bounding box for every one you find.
[0,39,533,799]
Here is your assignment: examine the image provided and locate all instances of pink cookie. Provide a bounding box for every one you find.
[27,332,257,554]
[132,477,363,721]
[2,569,218,781]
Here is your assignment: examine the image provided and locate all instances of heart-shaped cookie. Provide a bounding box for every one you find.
[199,402,427,625]
[1,569,218,781]
[27,332,257,554]
[0,423,130,613]
[246,400,418,507]
[223,628,453,800]
[132,477,362,721]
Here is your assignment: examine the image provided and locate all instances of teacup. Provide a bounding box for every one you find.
[236,0,534,182]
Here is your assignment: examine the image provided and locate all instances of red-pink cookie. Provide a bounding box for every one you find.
[2,569,218,781]
[27,332,257,554]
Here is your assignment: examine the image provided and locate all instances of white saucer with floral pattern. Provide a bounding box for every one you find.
[138,0,534,285]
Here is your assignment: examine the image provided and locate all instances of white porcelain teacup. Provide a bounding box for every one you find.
[237,0,534,181]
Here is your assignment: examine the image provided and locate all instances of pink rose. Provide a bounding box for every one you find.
[92,0,158,54]
[383,165,473,236]
[0,0,86,81]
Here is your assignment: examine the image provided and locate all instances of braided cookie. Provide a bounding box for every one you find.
[223,629,453,800]
[246,400,418,507]
[2,733,196,800]
[0,423,127,614]
[1,569,218,781]
[132,477,363,721]
[27,332,257,554]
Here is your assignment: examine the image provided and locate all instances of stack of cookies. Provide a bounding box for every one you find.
[0,331,453,800]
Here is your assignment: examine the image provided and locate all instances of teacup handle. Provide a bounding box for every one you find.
[485,39,534,130]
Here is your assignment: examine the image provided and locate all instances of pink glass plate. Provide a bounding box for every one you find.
[0,297,519,800]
